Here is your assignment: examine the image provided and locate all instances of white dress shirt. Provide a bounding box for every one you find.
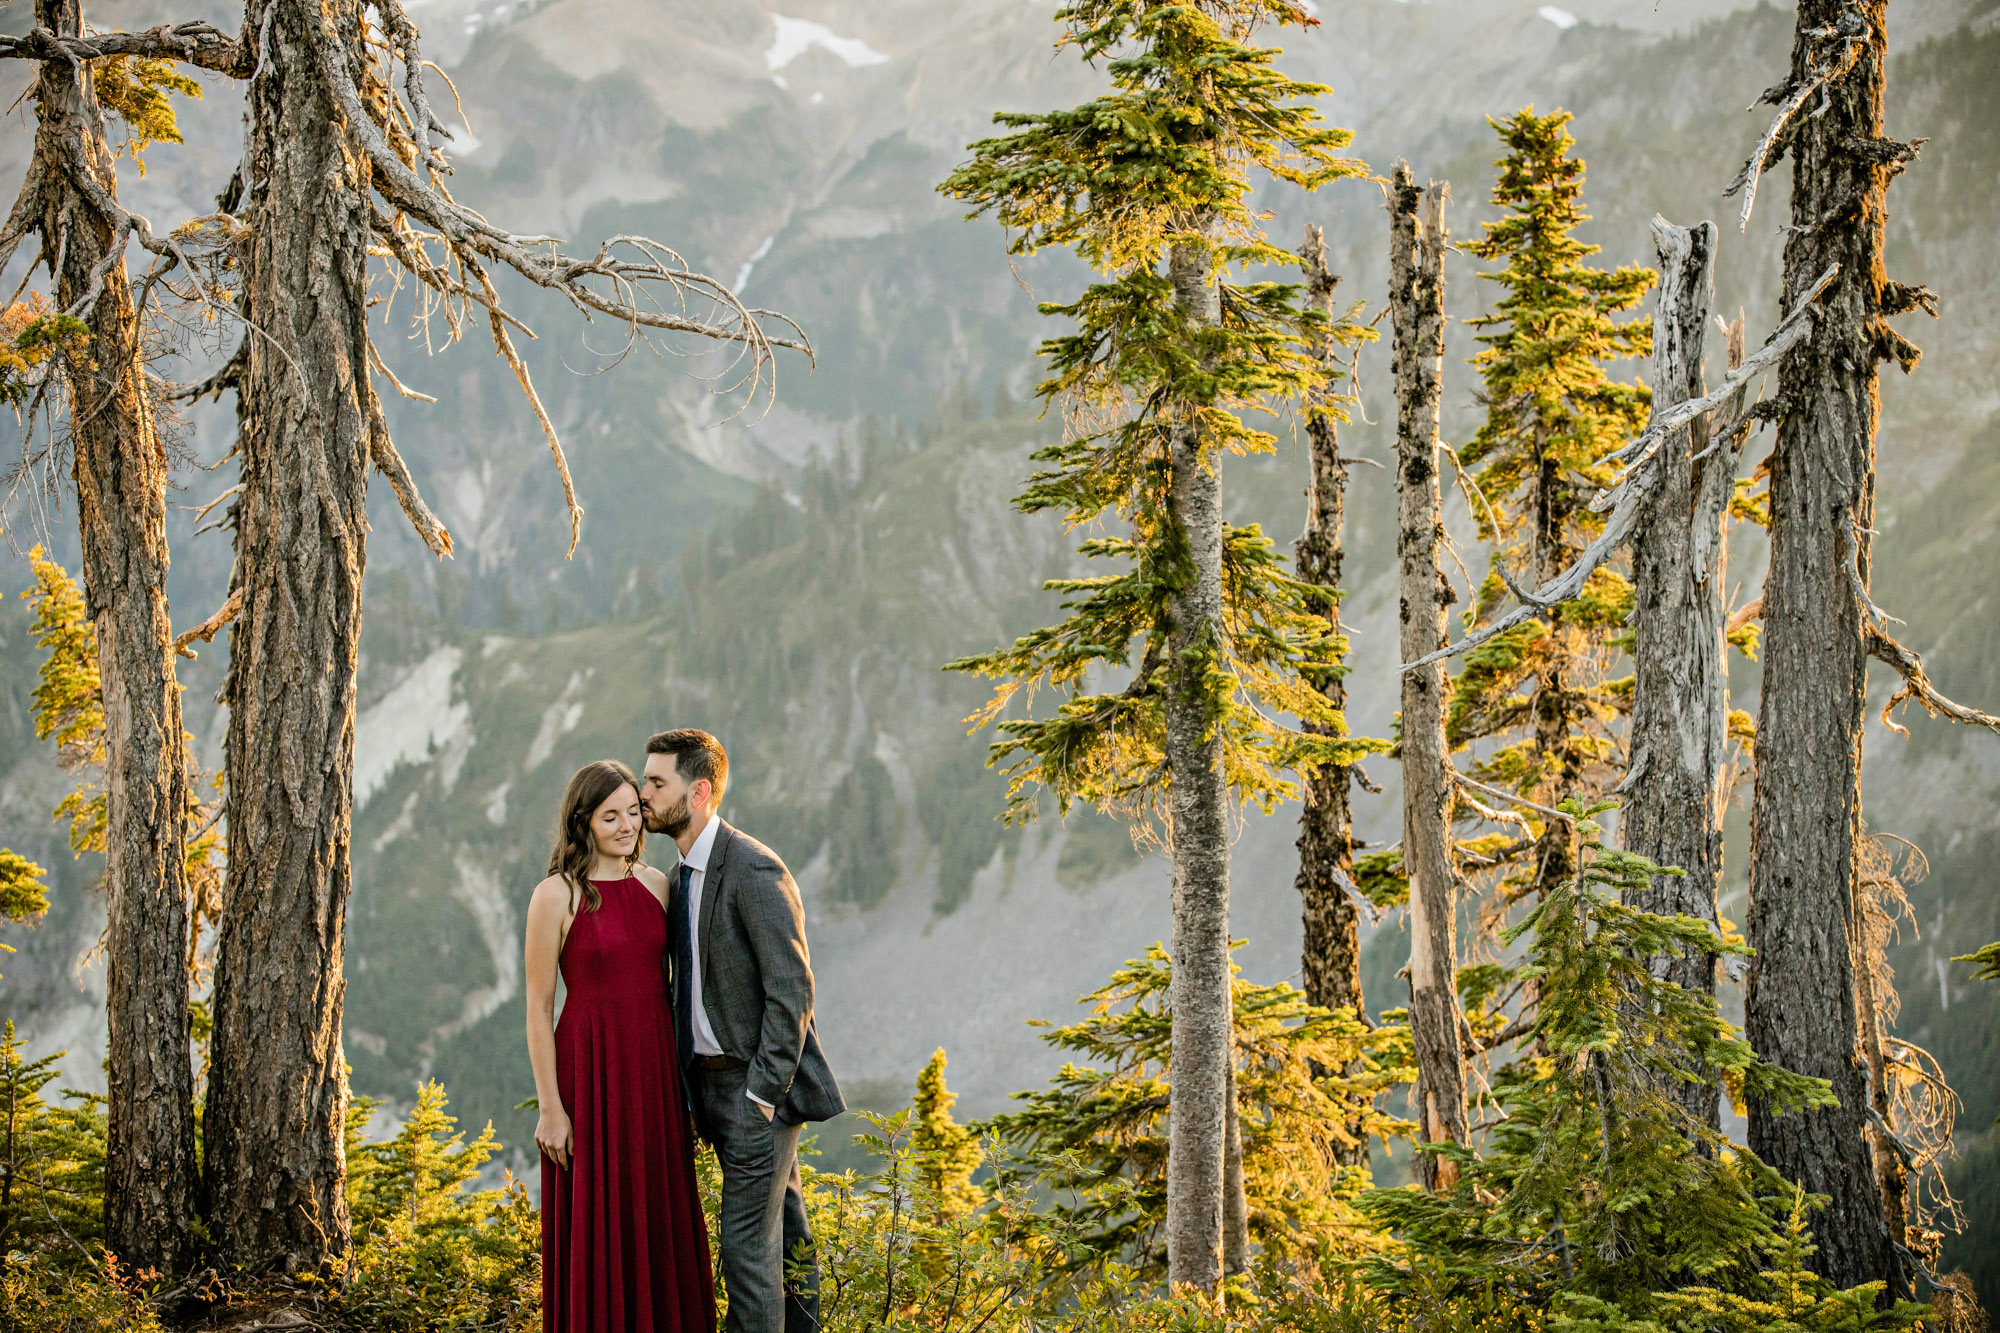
[678,814,771,1108]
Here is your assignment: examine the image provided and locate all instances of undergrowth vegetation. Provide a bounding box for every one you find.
[1,883,1973,1333]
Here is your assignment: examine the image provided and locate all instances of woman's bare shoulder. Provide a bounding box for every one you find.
[631,862,671,892]
[528,874,578,916]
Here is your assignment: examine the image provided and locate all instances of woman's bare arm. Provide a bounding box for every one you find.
[524,875,575,1168]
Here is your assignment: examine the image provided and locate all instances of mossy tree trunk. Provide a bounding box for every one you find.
[205,0,372,1274]
[1746,0,1914,1294]
[32,0,198,1274]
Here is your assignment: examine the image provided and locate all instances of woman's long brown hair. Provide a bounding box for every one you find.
[547,760,644,914]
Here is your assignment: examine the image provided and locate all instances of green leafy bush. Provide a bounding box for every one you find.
[336,1081,541,1332]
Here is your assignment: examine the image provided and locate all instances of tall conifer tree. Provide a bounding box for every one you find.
[1451,108,1653,905]
[941,0,1370,1291]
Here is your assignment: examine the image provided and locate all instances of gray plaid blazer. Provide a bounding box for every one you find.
[686,820,845,1125]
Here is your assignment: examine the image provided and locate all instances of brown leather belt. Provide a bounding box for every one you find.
[696,1053,744,1071]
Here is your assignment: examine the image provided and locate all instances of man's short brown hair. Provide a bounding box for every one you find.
[645,728,729,805]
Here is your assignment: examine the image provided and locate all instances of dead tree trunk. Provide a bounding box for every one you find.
[1292,221,1370,1170]
[29,0,197,1273]
[1389,165,1468,1193]
[204,0,373,1274]
[1743,0,1916,1295]
[1163,231,1231,1293]
[1622,217,1729,1134]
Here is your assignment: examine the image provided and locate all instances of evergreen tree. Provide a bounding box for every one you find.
[913,1049,981,1219]
[940,0,1371,1288]
[0,1021,107,1262]
[1451,108,1653,906]
[985,945,1408,1279]
[1359,807,1921,1329]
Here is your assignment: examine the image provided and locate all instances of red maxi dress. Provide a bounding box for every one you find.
[543,875,715,1333]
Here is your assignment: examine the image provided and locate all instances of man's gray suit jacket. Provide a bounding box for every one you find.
[683,819,845,1126]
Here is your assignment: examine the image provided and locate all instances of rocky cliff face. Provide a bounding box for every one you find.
[2,1,1996,1270]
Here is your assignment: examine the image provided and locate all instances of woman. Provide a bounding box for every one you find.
[525,759,715,1333]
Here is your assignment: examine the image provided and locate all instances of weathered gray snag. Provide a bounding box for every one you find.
[1743,0,1924,1293]
[1621,217,1733,1133]
[1389,164,1468,1192]
[1292,222,1370,1170]
[1163,232,1231,1293]
[205,0,374,1275]
[14,0,199,1273]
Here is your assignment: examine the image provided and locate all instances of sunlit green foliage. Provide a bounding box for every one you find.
[21,546,105,860]
[984,943,1412,1278]
[912,1048,981,1218]
[337,1082,540,1331]
[91,55,201,176]
[1362,807,1853,1316]
[0,847,49,925]
[0,1022,106,1264]
[1554,1190,1928,1333]
[1956,941,2000,983]
[1449,108,1654,899]
[939,0,1384,826]
[0,299,90,409]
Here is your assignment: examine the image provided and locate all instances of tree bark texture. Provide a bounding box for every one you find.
[1221,1056,1247,1277]
[1746,0,1903,1295]
[1292,222,1370,1170]
[206,0,372,1273]
[1389,166,1468,1194]
[33,0,198,1272]
[1163,235,1230,1294]
[1527,451,1583,904]
[1622,217,1726,1135]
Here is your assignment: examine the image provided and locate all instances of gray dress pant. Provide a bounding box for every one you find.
[691,1060,819,1333]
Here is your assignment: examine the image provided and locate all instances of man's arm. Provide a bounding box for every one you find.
[739,854,815,1111]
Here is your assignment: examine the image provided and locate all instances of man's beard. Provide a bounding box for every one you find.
[645,792,692,838]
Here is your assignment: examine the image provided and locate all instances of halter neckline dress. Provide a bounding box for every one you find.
[542,873,715,1333]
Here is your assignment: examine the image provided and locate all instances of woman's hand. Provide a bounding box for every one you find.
[536,1104,575,1169]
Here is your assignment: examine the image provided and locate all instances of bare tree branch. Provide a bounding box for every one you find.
[1725,31,1866,231]
[168,336,247,404]
[1599,263,1837,471]
[309,4,810,364]
[364,375,452,558]
[0,21,253,76]
[1725,596,1762,636]
[172,586,244,659]
[1453,769,1577,825]
[1866,628,2000,738]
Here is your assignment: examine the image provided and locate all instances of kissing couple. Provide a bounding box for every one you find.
[523,729,844,1333]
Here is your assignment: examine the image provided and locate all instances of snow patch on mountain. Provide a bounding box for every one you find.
[1538,5,1580,28]
[522,670,591,772]
[354,646,471,808]
[764,15,890,72]
[735,234,776,291]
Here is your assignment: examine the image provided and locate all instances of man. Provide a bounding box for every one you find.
[641,728,843,1333]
